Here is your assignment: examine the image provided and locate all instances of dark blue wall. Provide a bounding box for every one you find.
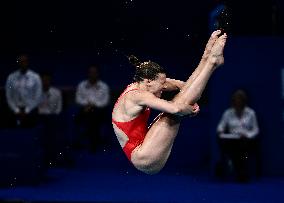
[208,37,284,176]
[1,37,283,176]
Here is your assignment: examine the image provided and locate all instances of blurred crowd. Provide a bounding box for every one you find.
[0,54,112,178]
[0,53,262,185]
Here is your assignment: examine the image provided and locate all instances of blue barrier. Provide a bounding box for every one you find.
[0,127,44,186]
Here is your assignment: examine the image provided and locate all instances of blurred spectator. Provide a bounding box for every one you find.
[5,54,42,128]
[38,72,62,115]
[38,72,65,167]
[216,89,260,182]
[75,65,110,152]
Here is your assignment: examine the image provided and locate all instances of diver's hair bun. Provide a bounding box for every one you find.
[128,55,141,68]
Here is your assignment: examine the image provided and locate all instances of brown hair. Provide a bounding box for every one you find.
[128,55,166,82]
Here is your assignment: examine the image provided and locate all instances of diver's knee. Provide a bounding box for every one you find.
[131,152,164,175]
[139,167,162,175]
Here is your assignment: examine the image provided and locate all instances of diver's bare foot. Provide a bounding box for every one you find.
[202,30,222,60]
[208,33,227,67]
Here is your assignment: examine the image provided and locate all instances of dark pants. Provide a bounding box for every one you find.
[3,108,39,128]
[216,137,261,182]
[74,106,107,152]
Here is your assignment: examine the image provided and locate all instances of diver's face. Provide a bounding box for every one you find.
[146,73,166,97]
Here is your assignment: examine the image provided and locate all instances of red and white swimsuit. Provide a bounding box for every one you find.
[112,86,151,161]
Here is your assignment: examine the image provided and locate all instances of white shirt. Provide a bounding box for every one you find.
[217,107,259,139]
[5,69,42,114]
[75,80,110,108]
[38,87,62,115]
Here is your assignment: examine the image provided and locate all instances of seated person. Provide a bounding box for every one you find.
[216,89,259,182]
[38,72,65,167]
[75,65,110,152]
[38,72,62,115]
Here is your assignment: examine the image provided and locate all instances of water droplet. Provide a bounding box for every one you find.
[185,34,190,40]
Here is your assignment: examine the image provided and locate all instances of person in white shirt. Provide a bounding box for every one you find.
[38,72,65,167]
[216,89,259,182]
[38,72,62,115]
[75,65,110,152]
[5,54,42,127]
